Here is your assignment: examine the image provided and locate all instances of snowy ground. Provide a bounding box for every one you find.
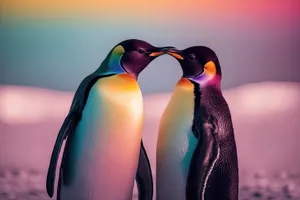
[0,168,300,200]
[0,81,300,200]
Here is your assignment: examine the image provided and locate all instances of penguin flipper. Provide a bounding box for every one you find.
[136,140,153,200]
[46,73,103,197]
[186,116,219,200]
[56,168,62,200]
[46,110,80,197]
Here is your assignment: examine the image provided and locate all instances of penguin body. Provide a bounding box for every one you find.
[157,46,239,200]
[156,79,196,200]
[60,74,143,200]
[46,39,173,200]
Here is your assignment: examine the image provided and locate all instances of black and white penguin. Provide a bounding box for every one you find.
[156,46,239,200]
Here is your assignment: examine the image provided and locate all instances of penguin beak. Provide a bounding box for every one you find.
[148,46,176,57]
[166,48,184,60]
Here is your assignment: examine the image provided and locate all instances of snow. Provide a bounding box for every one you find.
[0,81,300,200]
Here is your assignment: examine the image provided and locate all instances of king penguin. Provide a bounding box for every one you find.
[46,39,173,200]
[156,46,239,200]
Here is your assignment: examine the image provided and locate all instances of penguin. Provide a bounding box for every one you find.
[46,39,174,200]
[156,46,239,200]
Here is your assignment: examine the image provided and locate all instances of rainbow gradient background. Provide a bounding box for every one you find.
[0,1,300,199]
[1,0,299,93]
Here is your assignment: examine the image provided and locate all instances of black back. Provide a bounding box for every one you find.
[191,84,239,200]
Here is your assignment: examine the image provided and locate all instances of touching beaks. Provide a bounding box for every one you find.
[148,46,176,57]
[166,48,184,60]
[168,52,184,60]
[148,47,184,60]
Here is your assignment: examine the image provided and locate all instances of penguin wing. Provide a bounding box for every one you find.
[136,140,153,200]
[46,73,102,197]
[186,115,220,200]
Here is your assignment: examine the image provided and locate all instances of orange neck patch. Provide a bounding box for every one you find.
[176,78,194,91]
[97,73,140,92]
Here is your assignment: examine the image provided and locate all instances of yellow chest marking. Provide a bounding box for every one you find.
[96,73,141,92]
[83,73,144,138]
[159,78,195,139]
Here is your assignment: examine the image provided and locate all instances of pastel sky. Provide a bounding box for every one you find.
[1,0,299,93]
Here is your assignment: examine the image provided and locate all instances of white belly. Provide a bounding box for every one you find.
[60,74,143,200]
[156,79,197,200]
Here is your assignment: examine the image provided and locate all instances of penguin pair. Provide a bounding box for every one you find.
[46,39,238,200]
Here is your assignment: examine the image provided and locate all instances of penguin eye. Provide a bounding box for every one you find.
[138,48,146,54]
[189,54,196,60]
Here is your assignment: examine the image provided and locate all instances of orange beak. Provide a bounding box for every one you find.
[149,52,165,57]
[167,52,184,60]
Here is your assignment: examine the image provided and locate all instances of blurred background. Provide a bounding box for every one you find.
[0,0,300,199]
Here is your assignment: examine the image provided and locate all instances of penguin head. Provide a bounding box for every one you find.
[99,39,174,78]
[167,46,222,88]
